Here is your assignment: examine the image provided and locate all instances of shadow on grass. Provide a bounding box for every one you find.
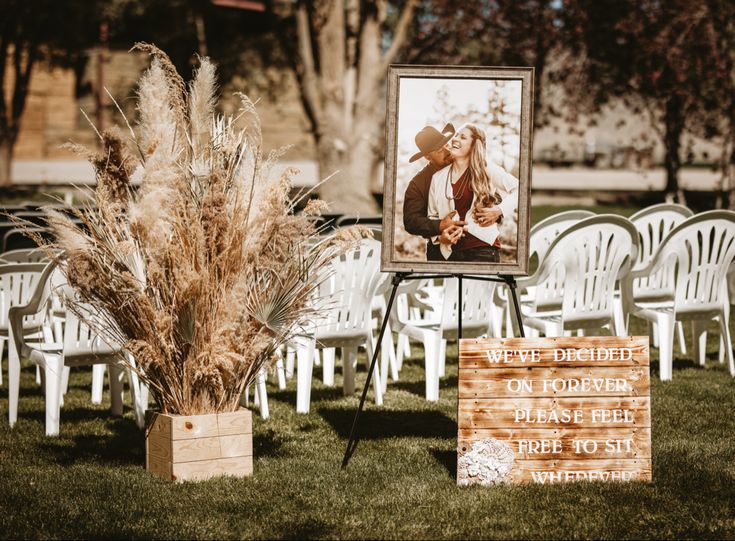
[430,448,457,478]
[391,374,459,399]
[317,407,456,440]
[37,417,144,466]
[277,518,334,540]
[254,428,288,458]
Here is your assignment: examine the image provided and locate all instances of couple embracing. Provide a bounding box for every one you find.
[403,122,519,263]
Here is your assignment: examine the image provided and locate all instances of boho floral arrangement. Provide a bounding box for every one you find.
[34,44,363,415]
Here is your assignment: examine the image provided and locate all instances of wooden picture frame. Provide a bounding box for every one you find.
[381,65,534,275]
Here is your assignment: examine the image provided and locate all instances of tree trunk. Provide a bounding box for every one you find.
[0,137,13,187]
[317,136,378,215]
[663,96,685,203]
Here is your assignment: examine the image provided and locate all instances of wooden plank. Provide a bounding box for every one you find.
[459,366,649,398]
[146,428,173,462]
[170,435,224,463]
[146,412,172,439]
[458,427,651,460]
[458,396,651,429]
[506,459,651,484]
[172,456,254,482]
[459,336,649,368]
[218,434,253,458]
[146,454,173,480]
[217,409,252,436]
[169,413,220,440]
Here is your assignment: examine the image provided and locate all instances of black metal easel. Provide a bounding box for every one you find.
[341,272,526,469]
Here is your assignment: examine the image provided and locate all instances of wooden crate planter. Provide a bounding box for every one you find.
[145,409,253,482]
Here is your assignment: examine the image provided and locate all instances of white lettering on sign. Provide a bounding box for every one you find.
[591,409,634,423]
[605,439,633,453]
[513,409,584,424]
[553,348,633,362]
[530,470,635,484]
[517,439,563,454]
[541,378,630,393]
[507,379,534,393]
[486,349,541,363]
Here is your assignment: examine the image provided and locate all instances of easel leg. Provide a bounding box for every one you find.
[342,273,405,469]
[505,275,525,338]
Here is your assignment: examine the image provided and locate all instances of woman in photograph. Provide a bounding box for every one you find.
[427,124,519,262]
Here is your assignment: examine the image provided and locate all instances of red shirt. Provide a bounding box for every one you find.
[451,169,501,251]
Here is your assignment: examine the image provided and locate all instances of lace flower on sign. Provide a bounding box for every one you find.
[457,438,515,486]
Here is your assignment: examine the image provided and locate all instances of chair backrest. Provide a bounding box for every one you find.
[316,239,383,337]
[629,203,693,301]
[0,248,50,264]
[50,268,120,360]
[528,210,596,312]
[652,211,735,316]
[540,215,638,330]
[0,262,53,331]
[3,227,49,253]
[440,278,496,338]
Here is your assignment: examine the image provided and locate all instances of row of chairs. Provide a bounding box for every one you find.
[515,204,735,381]
[0,251,146,436]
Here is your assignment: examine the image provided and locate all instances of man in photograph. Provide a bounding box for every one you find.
[403,123,466,261]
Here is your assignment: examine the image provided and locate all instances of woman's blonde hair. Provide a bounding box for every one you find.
[459,123,498,208]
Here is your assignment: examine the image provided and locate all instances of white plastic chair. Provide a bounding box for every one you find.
[514,210,596,335]
[0,262,55,386]
[523,215,638,337]
[628,204,693,352]
[295,239,385,413]
[624,210,735,380]
[8,263,146,435]
[390,277,496,401]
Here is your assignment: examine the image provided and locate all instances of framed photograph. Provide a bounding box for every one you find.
[381,65,534,275]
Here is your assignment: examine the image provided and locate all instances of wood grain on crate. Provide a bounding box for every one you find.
[459,336,649,369]
[459,366,650,398]
[458,427,652,460]
[145,409,253,482]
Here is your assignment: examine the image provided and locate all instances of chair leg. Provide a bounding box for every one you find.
[257,370,269,420]
[125,365,146,429]
[275,353,287,390]
[651,321,660,348]
[44,356,65,436]
[424,334,441,402]
[36,365,42,385]
[61,366,70,397]
[108,362,125,417]
[718,311,735,377]
[657,314,676,381]
[0,337,4,386]
[401,333,411,360]
[341,346,357,397]
[286,346,295,378]
[7,331,20,428]
[322,347,335,387]
[296,338,315,413]
[676,321,687,355]
[91,364,105,404]
[691,320,708,367]
[396,334,408,371]
[364,336,383,406]
[438,339,447,378]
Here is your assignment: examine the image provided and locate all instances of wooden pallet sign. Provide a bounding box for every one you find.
[457,336,651,486]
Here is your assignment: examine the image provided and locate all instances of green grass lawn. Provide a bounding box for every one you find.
[1,322,734,539]
[1,204,734,539]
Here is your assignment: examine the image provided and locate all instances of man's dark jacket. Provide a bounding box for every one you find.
[403,162,449,260]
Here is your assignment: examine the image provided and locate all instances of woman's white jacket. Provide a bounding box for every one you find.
[427,161,519,260]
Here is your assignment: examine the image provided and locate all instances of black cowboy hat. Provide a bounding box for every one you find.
[409,122,455,163]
